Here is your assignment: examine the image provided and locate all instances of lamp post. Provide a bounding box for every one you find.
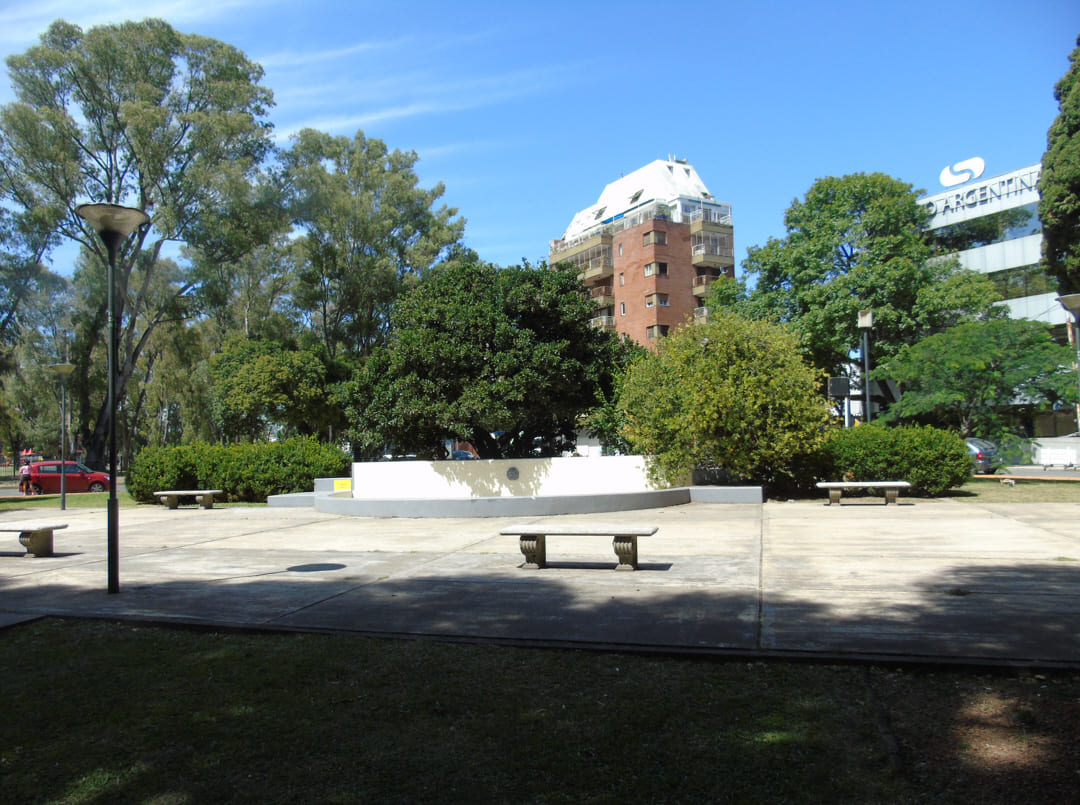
[75,203,150,594]
[49,363,76,510]
[858,310,874,424]
[1057,294,1080,435]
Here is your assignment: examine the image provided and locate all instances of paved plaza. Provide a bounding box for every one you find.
[1,497,1078,666]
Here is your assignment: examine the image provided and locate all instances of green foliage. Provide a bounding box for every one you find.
[874,319,1076,436]
[284,129,465,361]
[0,18,281,469]
[1040,35,1080,294]
[618,310,830,488]
[818,425,971,496]
[738,173,1003,375]
[126,438,349,503]
[210,336,340,442]
[347,260,623,459]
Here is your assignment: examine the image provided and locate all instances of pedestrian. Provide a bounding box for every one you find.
[19,458,31,495]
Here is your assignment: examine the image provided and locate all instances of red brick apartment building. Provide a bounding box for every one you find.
[549,158,734,348]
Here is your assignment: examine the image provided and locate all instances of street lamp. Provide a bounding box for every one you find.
[75,203,150,594]
[1057,294,1080,435]
[858,310,874,424]
[49,363,76,510]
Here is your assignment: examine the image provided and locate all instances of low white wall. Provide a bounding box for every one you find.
[352,455,654,500]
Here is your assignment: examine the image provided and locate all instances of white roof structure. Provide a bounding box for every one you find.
[560,158,724,241]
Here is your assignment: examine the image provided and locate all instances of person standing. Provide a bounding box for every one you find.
[19,459,31,495]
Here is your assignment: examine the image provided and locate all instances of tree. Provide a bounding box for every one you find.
[0,19,280,468]
[210,337,336,442]
[1040,35,1080,295]
[739,173,1002,376]
[618,310,829,488]
[284,129,465,362]
[873,319,1076,437]
[347,260,624,459]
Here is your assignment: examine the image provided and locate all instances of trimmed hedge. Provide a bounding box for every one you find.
[817,425,971,497]
[127,439,351,504]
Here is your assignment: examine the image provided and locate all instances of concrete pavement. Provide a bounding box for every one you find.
[1,497,1078,666]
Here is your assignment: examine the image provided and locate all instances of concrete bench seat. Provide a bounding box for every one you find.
[0,523,67,557]
[816,481,911,505]
[499,524,658,571]
[154,489,224,509]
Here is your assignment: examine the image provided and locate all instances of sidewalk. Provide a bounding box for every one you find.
[1,498,1078,666]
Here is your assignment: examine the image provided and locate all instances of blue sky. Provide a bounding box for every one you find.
[1,0,1077,273]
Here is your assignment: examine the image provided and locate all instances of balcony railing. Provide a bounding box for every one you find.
[590,315,616,330]
[687,206,732,226]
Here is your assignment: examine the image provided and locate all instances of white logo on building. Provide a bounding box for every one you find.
[939,157,986,188]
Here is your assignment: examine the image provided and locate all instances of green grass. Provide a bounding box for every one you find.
[946,477,1080,503]
[2,619,1077,804]
[0,490,139,511]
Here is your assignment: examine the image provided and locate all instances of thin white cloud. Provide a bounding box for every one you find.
[257,36,414,69]
[0,0,277,46]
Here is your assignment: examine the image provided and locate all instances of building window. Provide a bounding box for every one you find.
[620,302,626,316]
[646,293,669,308]
[618,243,624,257]
[646,324,669,340]
[643,230,667,247]
[619,272,625,286]
[644,261,668,277]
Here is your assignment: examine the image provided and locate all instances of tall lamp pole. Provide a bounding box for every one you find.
[75,203,150,594]
[1057,294,1080,435]
[858,310,874,424]
[49,363,76,510]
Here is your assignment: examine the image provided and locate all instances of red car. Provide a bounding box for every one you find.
[27,461,110,494]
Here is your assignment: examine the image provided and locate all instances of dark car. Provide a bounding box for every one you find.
[27,461,110,494]
[967,438,1002,474]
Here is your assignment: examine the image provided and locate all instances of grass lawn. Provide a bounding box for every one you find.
[2,619,1077,804]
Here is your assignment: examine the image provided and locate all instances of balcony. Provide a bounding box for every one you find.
[580,256,614,282]
[590,315,616,331]
[692,274,716,297]
[693,306,709,322]
[590,286,615,307]
[691,242,734,268]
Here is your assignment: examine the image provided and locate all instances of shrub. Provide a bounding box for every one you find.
[127,439,350,504]
[818,425,971,496]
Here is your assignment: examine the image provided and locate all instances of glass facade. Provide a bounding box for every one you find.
[927,202,1040,254]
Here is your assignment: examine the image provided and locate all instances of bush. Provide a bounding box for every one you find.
[127,439,350,504]
[818,425,971,496]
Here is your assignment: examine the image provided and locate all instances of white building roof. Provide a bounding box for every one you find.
[561,158,720,241]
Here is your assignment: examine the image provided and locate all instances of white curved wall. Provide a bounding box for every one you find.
[352,455,655,500]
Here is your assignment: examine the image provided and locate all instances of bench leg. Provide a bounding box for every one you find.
[196,493,214,509]
[613,535,638,571]
[827,489,842,506]
[19,529,54,557]
[160,494,180,509]
[884,488,899,505]
[519,534,546,569]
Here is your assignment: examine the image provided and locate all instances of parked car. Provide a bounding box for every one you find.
[967,438,1002,474]
[27,461,110,494]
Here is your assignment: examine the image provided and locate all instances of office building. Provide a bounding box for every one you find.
[922,161,1066,329]
[549,158,733,346]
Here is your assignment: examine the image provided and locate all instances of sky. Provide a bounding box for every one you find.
[0,0,1077,274]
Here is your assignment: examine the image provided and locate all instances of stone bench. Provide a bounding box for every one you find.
[0,523,68,557]
[816,481,911,506]
[499,524,658,571]
[154,489,224,509]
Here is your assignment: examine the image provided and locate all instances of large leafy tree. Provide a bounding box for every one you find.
[211,337,337,442]
[874,319,1076,437]
[0,18,281,468]
[739,173,1002,376]
[619,310,829,488]
[1041,35,1080,294]
[284,129,465,362]
[348,260,625,459]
